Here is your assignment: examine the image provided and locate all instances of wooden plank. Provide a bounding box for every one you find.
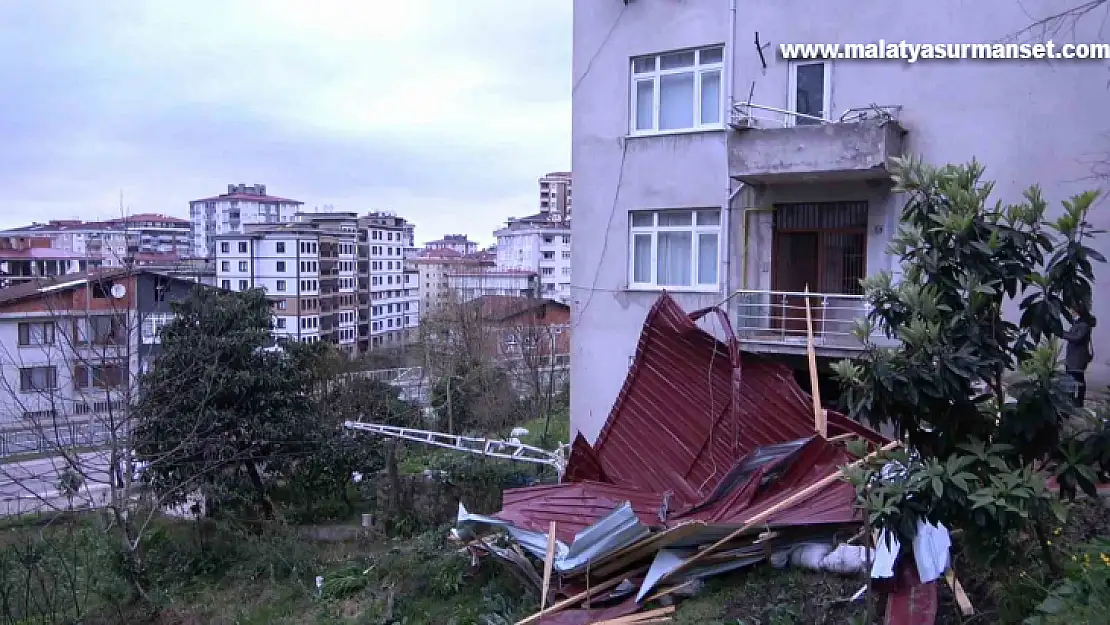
[592,605,676,624]
[656,440,902,586]
[945,568,975,616]
[540,521,557,610]
[515,565,649,625]
[804,284,827,438]
[643,580,697,603]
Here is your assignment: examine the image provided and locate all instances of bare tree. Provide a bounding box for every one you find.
[0,269,216,602]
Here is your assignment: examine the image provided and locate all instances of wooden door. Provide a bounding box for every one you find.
[772,232,820,336]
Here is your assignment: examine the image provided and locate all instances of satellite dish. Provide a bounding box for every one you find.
[110,284,127,299]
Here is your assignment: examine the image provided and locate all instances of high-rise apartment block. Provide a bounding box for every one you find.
[189,184,303,258]
[495,215,571,303]
[213,212,359,350]
[539,172,572,223]
[359,212,420,348]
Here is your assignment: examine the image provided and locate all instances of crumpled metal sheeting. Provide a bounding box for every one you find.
[457,501,652,575]
[498,481,665,542]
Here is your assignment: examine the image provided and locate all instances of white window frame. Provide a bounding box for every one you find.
[786,60,832,127]
[630,45,725,136]
[627,209,721,292]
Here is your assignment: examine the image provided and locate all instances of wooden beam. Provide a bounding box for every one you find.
[540,521,557,610]
[515,566,649,625]
[804,284,827,438]
[592,605,676,624]
[656,440,902,586]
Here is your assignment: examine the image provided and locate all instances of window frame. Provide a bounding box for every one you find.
[786,60,832,127]
[629,45,725,136]
[627,208,721,292]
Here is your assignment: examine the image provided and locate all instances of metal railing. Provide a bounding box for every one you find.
[0,420,112,459]
[730,101,902,130]
[732,290,871,349]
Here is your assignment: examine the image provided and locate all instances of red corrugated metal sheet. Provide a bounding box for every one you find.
[496,293,886,536]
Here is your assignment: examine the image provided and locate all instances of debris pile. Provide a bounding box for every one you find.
[454,294,895,624]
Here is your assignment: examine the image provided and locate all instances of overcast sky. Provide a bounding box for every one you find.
[0,1,571,245]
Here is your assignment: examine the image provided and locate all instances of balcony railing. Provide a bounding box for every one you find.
[733,290,874,351]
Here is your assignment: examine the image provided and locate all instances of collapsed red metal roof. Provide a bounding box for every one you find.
[495,293,885,535]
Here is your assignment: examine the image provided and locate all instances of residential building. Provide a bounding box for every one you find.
[411,249,495,316]
[570,0,1110,443]
[466,296,571,360]
[189,184,303,258]
[495,214,572,303]
[424,234,479,255]
[0,236,103,288]
[447,268,540,302]
[213,214,360,351]
[0,214,192,264]
[0,269,202,455]
[359,211,420,349]
[539,171,573,222]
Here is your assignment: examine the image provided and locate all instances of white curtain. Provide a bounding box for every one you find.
[659,74,694,130]
[656,232,692,286]
[698,233,718,285]
[700,70,721,125]
[633,234,652,283]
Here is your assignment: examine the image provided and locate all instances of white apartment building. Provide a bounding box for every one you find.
[214,215,359,350]
[1,214,192,265]
[539,171,573,222]
[495,215,572,303]
[190,184,303,258]
[447,269,541,302]
[424,234,480,255]
[361,212,420,348]
[412,249,494,316]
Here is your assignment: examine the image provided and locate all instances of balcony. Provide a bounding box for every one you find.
[728,104,905,185]
[732,290,893,358]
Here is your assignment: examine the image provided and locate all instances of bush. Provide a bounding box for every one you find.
[1025,536,1110,624]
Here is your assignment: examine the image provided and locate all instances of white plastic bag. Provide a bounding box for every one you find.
[819,544,872,575]
[789,543,834,570]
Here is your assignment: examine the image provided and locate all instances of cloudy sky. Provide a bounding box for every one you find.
[0,1,571,245]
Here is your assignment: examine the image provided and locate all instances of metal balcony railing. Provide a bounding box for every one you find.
[730,101,903,130]
[732,290,873,350]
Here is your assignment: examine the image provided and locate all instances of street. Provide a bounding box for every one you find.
[0,451,115,516]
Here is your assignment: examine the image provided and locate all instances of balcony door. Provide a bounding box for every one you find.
[771,202,868,337]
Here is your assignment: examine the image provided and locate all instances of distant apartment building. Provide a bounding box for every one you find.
[359,212,420,349]
[1,214,192,265]
[495,215,572,303]
[424,234,479,255]
[539,171,573,222]
[411,249,493,315]
[214,213,359,351]
[189,184,303,258]
[447,268,540,302]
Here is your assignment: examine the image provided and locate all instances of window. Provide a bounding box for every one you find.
[141,313,174,344]
[238,280,249,290]
[276,280,287,291]
[238,261,248,272]
[277,261,286,272]
[238,242,248,253]
[562,251,571,259]
[20,366,57,392]
[788,60,830,126]
[542,267,555,276]
[276,242,286,253]
[221,279,231,290]
[276,300,288,310]
[18,322,55,346]
[276,318,287,329]
[79,315,124,345]
[221,242,230,254]
[628,209,720,289]
[542,251,554,260]
[221,261,230,272]
[631,46,723,134]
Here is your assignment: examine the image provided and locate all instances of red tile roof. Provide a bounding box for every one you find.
[100,213,190,226]
[464,295,569,323]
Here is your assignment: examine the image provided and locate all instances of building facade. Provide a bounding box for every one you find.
[539,171,573,222]
[570,0,1110,443]
[412,249,495,316]
[0,270,201,456]
[1,214,192,265]
[447,269,540,302]
[213,215,360,350]
[360,212,420,349]
[495,215,572,303]
[189,184,303,258]
[424,234,480,255]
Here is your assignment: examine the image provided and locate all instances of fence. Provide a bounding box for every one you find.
[733,290,872,349]
[0,420,112,459]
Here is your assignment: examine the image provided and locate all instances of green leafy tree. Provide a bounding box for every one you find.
[430,358,519,435]
[132,287,319,519]
[834,156,1105,563]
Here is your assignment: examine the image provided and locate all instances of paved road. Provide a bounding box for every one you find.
[0,451,116,516]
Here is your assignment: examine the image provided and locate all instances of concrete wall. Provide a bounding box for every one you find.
[571,0,1110,443]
